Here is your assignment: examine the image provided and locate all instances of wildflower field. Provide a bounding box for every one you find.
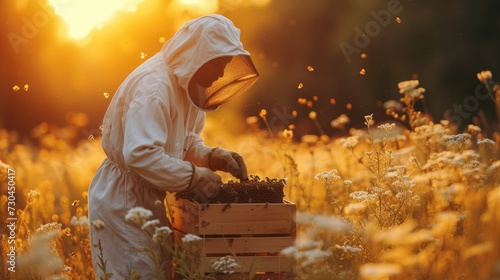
[1,74,500,279]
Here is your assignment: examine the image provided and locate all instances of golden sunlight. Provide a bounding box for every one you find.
[47,0,272,40]
[47,0,144,40]
[179,0,204,4]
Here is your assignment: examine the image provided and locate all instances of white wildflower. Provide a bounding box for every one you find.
[405,87,426,99]
[373,221,417,245]
[421,151,463,171]
[18,230,64,277]
[300,248,331,267]
[152,226,172,245]
[339,136,359,149]
[91,220,105,230]
[487,160,500,175]
[125,207,153,227]
[37,222,62,233]
[70,215,89,227]
[350,191,376,202]
[383,100,403,111]
[330,114,350,129]
[477,70,492,83]
[181,233,202,243]
[282,129,293,141]
[478,138,495,146]
[281,246,298,257]
[364,114,374,128]
[377,123,396,134]
[467,124,482,134]
[344,180,353,189]
[211,255,240,274]
[141,219,160,232]
[398,80,419,93]
[28,190,40,202]
[314,169,340,186]
[335,244,362,253]
[293,237,323,250]
[297,213,349,233]
[344,203,367,216]
[444,133,471,148]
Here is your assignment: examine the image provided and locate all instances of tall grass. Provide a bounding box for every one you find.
[1,72,500,279]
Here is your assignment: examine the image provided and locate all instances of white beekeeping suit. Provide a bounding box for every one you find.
[88,14,258,279]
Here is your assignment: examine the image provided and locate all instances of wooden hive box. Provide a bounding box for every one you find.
[167,194,296,280]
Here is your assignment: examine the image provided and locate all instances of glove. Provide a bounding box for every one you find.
[188,164,222,199]
[208,147,248,181]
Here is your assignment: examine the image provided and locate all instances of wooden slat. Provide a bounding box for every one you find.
[167,197,296,236]
[174,231,293,255]
[203,236,294,255]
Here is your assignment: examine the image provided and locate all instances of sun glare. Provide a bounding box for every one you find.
[47,0,272,41]
[48,0,144,40]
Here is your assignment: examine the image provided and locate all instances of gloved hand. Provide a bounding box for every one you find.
[209,147,248,181]
[189,164,222,199]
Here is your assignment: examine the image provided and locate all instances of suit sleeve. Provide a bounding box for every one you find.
[183,112,213,168]
[122,97,193,192]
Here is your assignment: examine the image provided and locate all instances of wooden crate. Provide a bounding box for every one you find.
[167,195,296,279]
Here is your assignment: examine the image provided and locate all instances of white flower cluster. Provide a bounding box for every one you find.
[181,233,202,244]
[180,233,203,254]
[339,136,359,150]
[70,215,89,227]
[477,70,492,83]
[350,191,377,203]
[152,226,172,244]
[335,244,362,253]
[125,207,153,227]
[377,123,396,134]
[141,219,160,232]
[211,255,240,274]
[91,219,105,230]
[296,213,349,233]
[421,151,463,171]
[364,114,374,128]
[444,133,471,149]
[330,114,350,129]
[398,80,420,92]
[28,190,40,202]
[398,79,426,100]
[487,160,500,175]
[477,138,495,146]
[282,238,331,269]
[37,222,62,233]
[314,169,341,186]
[125,207,173,247]
[18,229,65,279]
[343,202,367,216]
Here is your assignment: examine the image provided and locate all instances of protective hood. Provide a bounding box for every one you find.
[161,14,259,111]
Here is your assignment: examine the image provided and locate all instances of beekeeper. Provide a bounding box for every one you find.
[88,14,259,279]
